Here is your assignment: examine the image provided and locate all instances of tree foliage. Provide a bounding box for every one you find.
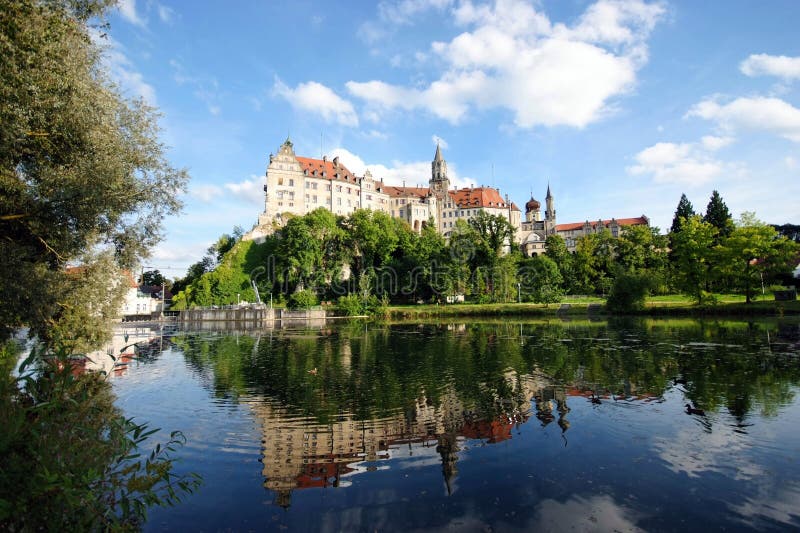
[703,190,733,239]
[670,193,696,234]
[0,0,188,343]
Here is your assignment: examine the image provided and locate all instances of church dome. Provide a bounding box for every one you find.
[525,197,541,212]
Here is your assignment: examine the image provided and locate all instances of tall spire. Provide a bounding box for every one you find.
[434,142,443,162]
[546,182,552,199]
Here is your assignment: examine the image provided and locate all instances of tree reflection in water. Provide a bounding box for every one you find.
[171,319,800,514]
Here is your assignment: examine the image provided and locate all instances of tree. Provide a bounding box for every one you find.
[519,255,564,304]
[716,212,799,303]
[0,0,188,344]
[606,272,653,313]
[670,216,718,304]
[703,190,733,239]
[670,194,696,234]
[469,210,516,257]
[142,269,166,287]
[615,225,668,273]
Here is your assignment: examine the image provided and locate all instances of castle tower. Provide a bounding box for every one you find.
[545,183,556,234]
[429,143,450,233]
[525,196,541,223]
[430,143,450,198]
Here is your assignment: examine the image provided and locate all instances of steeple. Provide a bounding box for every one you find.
[545,182,556,223]
[430,143,449,198]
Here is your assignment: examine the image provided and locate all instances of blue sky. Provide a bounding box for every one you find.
[103,0,800,276]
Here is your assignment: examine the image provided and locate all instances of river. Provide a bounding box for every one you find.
[108,318,800,531]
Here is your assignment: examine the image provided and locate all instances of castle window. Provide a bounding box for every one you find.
[366,194,372,201]
[306,182,310,188]
[278,177,283,185]
[313,195,318,203]
[336,185,342,192]
[326,185,331,191]
[289,179,294,186]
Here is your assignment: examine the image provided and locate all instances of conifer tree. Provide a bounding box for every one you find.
[670,194,696,234]
[703,190,733,238]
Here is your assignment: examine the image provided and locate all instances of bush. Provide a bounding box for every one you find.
[335,294,389,317]
[606,272,653,313]
[0,344,201,530]
[336,294,364,316]
[287,289,318,310]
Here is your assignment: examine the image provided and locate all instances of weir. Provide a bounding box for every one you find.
[179,305,327,329]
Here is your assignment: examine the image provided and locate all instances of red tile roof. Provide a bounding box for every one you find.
[382,185,431,199]
[296,156,357,183]
[448,187,514,210]
[556,216,649,232]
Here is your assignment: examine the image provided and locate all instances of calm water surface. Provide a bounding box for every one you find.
[111,319,800,532]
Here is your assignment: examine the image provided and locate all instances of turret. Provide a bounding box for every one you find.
[430,143,450,197]
[545,183,556,222]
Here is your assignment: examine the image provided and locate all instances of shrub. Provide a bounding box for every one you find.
[336,294,364,316]
[0,344,201,530]
[606,272,653,313]
[287,289,318,310]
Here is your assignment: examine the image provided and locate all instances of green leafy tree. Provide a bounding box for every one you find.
[545,234,574,292]
[0,0,188,343]
[703,190,733,239]
[142,269,166,287]
[670,215,718,304]
[606,271,653,313]
[469,210,516,258]
[520,255,564,304]
[615,225,667,273]
[716,212,799,303]
[670,193,696,234]
[344,209,399,278]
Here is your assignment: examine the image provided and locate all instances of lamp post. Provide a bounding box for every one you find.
[517,282,521,303]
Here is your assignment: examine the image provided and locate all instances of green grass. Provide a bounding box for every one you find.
[385,294,800,319]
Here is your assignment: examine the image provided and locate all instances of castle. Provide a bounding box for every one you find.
[248,137,649,254]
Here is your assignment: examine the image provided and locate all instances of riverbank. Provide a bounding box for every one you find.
[386,297,800,319]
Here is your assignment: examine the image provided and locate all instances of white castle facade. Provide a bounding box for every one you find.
[248,138,649,254]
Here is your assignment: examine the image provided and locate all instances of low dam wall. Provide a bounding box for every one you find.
[179,306,327,330]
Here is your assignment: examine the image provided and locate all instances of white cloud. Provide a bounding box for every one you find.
[786,156,797,169]
[117,0,146,27]
[329,147,472,189]
[366,130,388,140]
[701,135,735,151]
[157,4,174,24]
[360,0,453,43]
[190,184,223,203]
[432,134,448,149]
[347,0,665,128]
[90,30,156,104]
[273,78,359,127]
[687,96,800,143]
[627,140,726,185]
[224,176,264,206]
[740,54,800,80]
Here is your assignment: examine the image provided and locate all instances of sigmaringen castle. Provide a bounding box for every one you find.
[246,138,649,255]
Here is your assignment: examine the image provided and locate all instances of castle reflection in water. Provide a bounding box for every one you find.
[250,369,580,508]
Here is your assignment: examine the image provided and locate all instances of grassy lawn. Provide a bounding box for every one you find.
[384,293,800,318]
